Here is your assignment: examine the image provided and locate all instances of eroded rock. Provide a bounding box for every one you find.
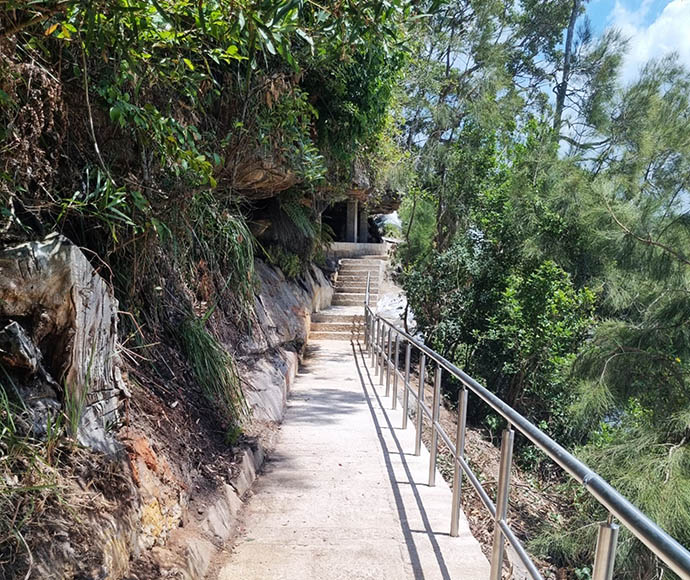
[239,260,333,355]
[0,233,125,452]
[0,320,41,372]
[231,156,298,198]
[0,320,61,434]
[236,260,334,422]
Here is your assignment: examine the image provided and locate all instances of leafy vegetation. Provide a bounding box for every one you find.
[0,0,411,397]
[4,0,689,577]
[0,0,412,572]
[394,1,690,577]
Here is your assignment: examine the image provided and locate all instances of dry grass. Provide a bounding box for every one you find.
[0,386,135,579]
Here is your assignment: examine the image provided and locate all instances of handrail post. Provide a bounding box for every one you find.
[490,428,514,580]
[385,327,392,396]
[369,314,374,354]
[450,386,468,537]
[392,335,400,410]
[365,271,370,308]
[372,318,378,370]
[428,365,442,486]
[402,342,411,429]
[371,317,378,367]
[415,354,426,456]
[378,323,385,385]
[363,308,368,350]
[592,516,619,580]
[378,319,383,370]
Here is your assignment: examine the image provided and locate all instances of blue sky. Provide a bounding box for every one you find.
[587,0,670,34]
[583,0,690,83]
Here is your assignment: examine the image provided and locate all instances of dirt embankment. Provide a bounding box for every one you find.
[1,249,334,580]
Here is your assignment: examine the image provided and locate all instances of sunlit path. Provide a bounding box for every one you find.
[216,336,489,580]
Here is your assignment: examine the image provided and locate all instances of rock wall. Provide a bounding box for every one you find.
[0,234,126,453]
[239,260,334,422]
[0,234,334,579]
[128,260,334,579]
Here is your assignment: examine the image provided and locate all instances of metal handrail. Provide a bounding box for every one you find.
[362,305,690,580]
[364,271,371,307]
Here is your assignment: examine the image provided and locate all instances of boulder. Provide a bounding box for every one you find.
[0,233,125,452]
[367,187,403,214]
[231,157,298,199]
[239,261,333,355]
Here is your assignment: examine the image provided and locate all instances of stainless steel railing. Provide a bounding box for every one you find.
[364,271,371,307]
[361,305,690,580]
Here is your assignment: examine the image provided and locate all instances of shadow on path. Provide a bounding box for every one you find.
[285,387,364,426]
[351,341,452,580]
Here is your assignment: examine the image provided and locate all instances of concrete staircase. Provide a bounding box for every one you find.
[309,257,384,341]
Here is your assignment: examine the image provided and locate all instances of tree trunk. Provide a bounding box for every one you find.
[553,0,580,133]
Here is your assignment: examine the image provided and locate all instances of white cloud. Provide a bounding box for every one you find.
[610,0,690,84]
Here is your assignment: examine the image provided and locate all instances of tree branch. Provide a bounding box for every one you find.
[0,2,71,40]
[604,197,690,267]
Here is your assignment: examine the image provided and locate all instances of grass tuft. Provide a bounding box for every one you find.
[179,317,247,430]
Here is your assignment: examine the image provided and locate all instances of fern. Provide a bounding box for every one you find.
[281,197,318,240]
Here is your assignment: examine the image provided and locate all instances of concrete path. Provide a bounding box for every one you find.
[216,340,490,580]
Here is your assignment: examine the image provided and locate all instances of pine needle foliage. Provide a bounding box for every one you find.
[396,5,690,575]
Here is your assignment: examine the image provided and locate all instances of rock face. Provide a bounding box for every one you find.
[230,156,299,198]
[0,320,61,432]
[238,260,334,422]
[0,234,125,452]
[0,237,334,578]
[367,187,403,214]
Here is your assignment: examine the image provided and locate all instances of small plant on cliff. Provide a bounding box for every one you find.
[63,384,87,441]
[183,192,256,313]
[179,316,247,431]
[263,244,302,280]
[256,86,326,185]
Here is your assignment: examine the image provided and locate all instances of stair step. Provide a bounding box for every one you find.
[336,287,378,293]
[338,268,379,278]
[339,259,383,265]
[311,322,362,332]
[336,282,378,288]
[332,296,377,304]
[336,289,376,295]
[332,299,367,306]
[337,281,377,285]
[337,280,379,286]
[339,263,380,267]
[337,273,379,279]
[309,331,363,341]
[312,312,364,323]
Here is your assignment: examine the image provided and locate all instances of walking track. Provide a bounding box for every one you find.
[216,337,490,579]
